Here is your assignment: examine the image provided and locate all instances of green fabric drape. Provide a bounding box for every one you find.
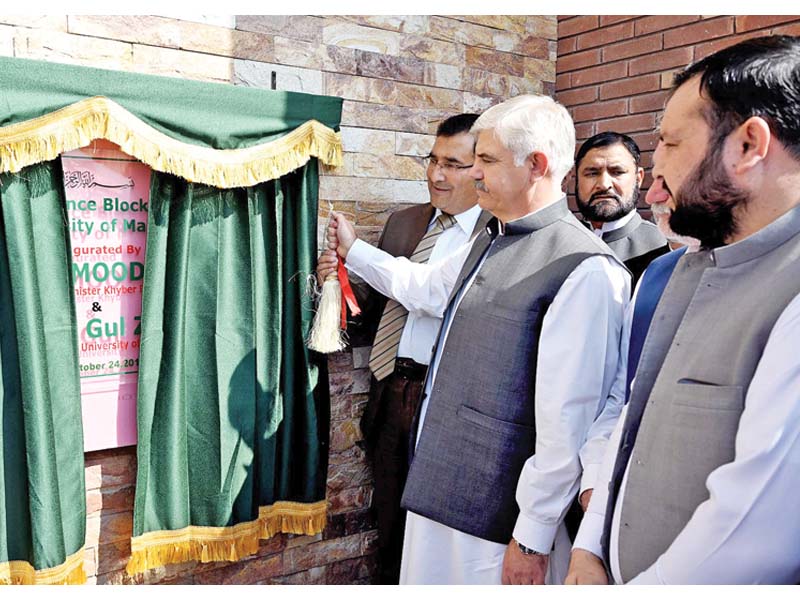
[0,54,341,579]
[0,162,86,584]
[0,56,342,150]
[129,162,330,571]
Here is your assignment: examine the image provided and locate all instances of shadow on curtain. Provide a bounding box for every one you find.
[128,162,330,572]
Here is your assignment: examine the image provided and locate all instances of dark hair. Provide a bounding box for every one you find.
[574,131,641,171]
[672,35,800,160]
[436,113,480,137]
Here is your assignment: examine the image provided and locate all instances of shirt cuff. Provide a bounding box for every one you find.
[571,511,604,559]
[512,512,560,554]
[344,238,375,276]
[580,463,600,496]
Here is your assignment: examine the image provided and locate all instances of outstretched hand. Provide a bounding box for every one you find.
[327,212,357,259]
[316,212,358,285]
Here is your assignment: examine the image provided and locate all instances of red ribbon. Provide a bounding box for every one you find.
[337,257,361,329]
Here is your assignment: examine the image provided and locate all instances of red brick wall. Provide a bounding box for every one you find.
[556,15,800,207]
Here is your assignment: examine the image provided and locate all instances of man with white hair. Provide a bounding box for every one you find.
[323,94,630,584]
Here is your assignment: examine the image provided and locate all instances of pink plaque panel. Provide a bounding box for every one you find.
[62,140,151,452]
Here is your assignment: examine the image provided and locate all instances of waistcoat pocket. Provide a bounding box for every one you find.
[457,404,535,435]
[481,302,540,324]
[672,382,744,412]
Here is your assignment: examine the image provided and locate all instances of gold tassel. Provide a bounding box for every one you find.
[0,547,87,585]
[0,96,343,187]
[307,277,346,353]
[308,206,347,354]
[126,500,327,575]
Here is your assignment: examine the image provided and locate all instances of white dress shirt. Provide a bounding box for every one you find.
[577,294,631,495]
[590,210,636,238]
[574,291,800,584]
[396,204,482,365]
[347,206,630,583]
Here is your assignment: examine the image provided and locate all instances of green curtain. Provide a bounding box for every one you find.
[0,56,342,151]
[129,162,330,572]
[0,162,86,584]
[0,54,341,580]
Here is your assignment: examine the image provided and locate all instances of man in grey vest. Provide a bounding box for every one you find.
[566,35,800,584]
[575,132,669,286]
[322,94,630,584]
[317,113,489,584]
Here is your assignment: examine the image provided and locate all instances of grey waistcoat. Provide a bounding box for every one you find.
[602,213,670,286]
[611,204,800,581]
[401,198,618,544]
[602,212,668,263]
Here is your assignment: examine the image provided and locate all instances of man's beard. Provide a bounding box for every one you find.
[651,202,700,248]
[668,139,751,249]
[577,184,638,223]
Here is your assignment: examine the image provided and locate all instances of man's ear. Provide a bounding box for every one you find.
[729,116,771,175]
[526,151,549,182]
[636,166,645,186]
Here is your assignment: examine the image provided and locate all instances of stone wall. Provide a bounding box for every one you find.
[0,14,557,584]
[556,15,800,208]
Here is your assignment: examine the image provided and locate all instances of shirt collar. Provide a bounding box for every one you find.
[591,210,636,237]
[433,204,482,235]
[712,202,800,268]
[500,196,571,236]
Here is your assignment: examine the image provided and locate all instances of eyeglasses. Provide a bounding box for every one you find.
[424,155,474,173]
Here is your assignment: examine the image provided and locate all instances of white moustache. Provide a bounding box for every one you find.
[474,181,488,192]
[651,203,671,216]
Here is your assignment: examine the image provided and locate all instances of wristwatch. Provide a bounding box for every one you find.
[514,539,548,556]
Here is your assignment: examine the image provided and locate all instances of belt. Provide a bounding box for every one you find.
[393,357,428,381]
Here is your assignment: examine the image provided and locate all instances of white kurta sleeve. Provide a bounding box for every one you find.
[345,238,473,318]
[578,285,636,494]
[512,255,630,553]
[630,292,800,584]
[573,403,630,560]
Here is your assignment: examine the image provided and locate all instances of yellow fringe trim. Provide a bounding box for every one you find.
[125,499,327,575]
[0,96,342,188]
[258,500,328,539]
[0,546,87,585]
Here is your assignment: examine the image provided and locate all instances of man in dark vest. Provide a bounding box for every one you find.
[575,132,669,286]
[566,34,800,584]
[322,94,630,584]
[317,113,489,583]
